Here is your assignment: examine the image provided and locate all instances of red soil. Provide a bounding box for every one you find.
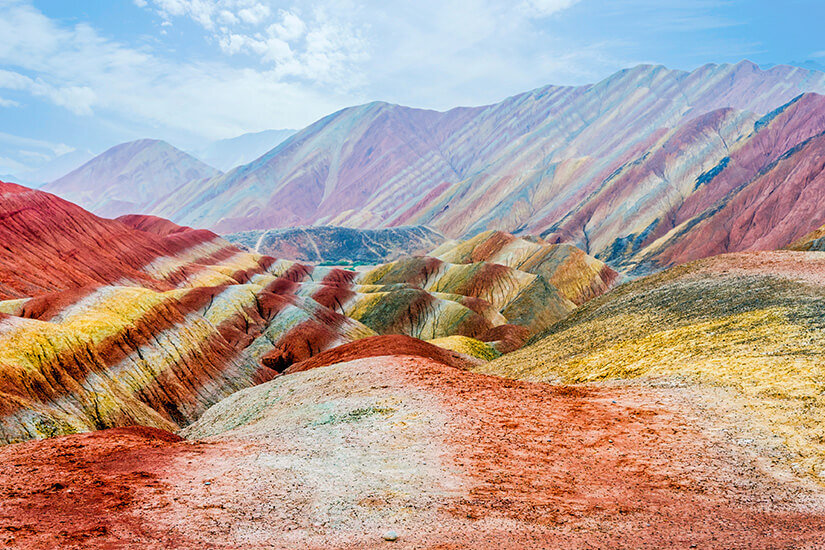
[658,132,825,265]
[0,427,202,549]
[478,323,531,353]
[278,334,479,375]
[116,214,193,236]
[0,181,227,299]
[1,358,824,548]
[413,362,825,548]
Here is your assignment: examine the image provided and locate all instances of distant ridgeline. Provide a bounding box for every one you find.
[224,225,445,265]
[36,63,825,277]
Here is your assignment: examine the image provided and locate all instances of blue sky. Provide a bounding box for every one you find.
[0,0,823,177]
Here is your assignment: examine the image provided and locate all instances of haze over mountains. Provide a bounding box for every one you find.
[43,139,221,219]
[191,129,296,172]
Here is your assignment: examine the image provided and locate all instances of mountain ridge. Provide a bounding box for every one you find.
[143,61,825,274]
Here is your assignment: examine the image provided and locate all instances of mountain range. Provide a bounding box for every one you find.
[6,59,825,547]
[38,60,825,275]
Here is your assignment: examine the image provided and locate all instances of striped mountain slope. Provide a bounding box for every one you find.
[0,183,614,443]
[144,63,825,274]
[0,180,266,299]
[431,230,619,305]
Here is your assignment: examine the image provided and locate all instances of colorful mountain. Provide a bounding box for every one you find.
[43,139,221,219]
[480,250,825,479]
[583,93,825,273]
[146,62,825,270]
[0,182,613,444]
[0,180,245,299]
[432,230,618,305]
[224,225,444,264]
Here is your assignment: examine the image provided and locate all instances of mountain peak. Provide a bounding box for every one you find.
[44,139,221,219]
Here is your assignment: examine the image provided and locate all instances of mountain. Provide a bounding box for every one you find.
[148,61,825,268]
[193,129,296,171]
[224,225,445,264]
[549,92,825,273]
[0,182,614,443]
[43,139,221,218]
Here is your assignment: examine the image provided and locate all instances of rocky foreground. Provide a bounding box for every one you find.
[2,349,825,549]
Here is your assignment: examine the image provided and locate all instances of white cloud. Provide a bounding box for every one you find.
[237,3,270,25]
[18,149,52,162]
[0,0,359,141]
[0,68,95,115]
[139,2,366,87]
[0,129,74,157]
[142,0,275,30]
[270,10,306,41]
[0,96,19,107]
[0,155,28,173]
[521,0,580,17]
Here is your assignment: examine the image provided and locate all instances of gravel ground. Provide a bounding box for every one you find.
[1,355,824,548]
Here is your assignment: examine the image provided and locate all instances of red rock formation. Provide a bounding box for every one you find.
[279,334,479,374]
[117,214,193,236]
[0,180,249,299]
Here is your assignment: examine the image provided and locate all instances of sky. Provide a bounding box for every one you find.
[0,0,823,177]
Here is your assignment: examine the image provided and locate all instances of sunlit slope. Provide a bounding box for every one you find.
[479,250,825,477]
